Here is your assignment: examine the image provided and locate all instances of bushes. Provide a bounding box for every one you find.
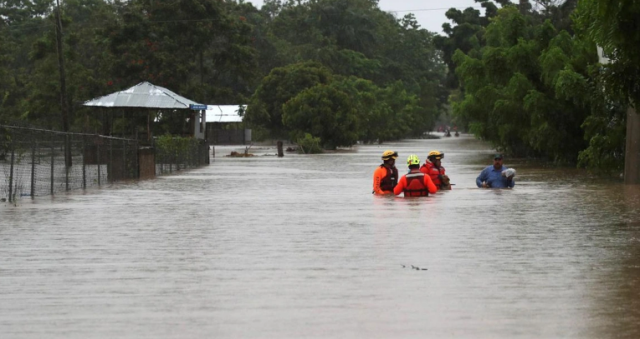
[296,133,323,154]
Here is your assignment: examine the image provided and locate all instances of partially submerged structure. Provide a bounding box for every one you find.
[205,105,251,145]
[82,82,209,180]
[84,81,207,140]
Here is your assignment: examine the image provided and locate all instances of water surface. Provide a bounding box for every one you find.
[1,134,639,338]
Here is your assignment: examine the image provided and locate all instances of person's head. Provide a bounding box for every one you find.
[407,154,420,170]
[427,150,444,166]
[381,150,398,166]
[493,153,503,169]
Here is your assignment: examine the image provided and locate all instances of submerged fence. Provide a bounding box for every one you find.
[0,125,209,202]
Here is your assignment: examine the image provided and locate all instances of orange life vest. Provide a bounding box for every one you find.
[420,162,445,187]
[404,172,429,197]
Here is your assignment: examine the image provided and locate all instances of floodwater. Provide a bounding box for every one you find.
[1,134,639,339]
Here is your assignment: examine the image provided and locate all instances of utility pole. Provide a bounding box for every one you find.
[54,0,72,168]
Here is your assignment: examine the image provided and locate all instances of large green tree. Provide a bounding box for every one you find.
[0,0,53,123]
[575,0,640,107]
[452,6,595,161]
[100,0,257,104]
[244,61,332,138]
[282,83,359,149]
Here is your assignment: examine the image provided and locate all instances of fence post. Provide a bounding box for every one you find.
[109,138,113,182]
[8,140,15,203]
[50,135,55,195]
[97,140,101,186]
[122,139,126,180]
[31,140,36,198]
[65,135,69,191]
[277,141,284,157]
[134,140,139,179]
[82,136,86,189]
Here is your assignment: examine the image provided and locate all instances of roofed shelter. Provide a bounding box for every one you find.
[205,105,251,145]
[83,81,207,141]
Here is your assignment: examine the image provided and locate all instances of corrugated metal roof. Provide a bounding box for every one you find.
[206,105,246,123]
[83,82,202,109]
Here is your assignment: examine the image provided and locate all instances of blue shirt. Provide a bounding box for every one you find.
[476,165,515,188]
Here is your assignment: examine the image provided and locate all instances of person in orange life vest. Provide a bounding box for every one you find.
[420,150,451,190]
[394,155,437,197]
[372,150,398,195]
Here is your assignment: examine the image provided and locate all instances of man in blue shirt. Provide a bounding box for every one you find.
[476,153,515,188]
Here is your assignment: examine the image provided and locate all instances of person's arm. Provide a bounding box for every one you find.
[373,167,392,195]
[424,175,437,194]
[506,171,515,188]
[476,168,487,188]
[393,176,406,195]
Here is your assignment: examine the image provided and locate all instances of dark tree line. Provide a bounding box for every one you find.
[1,0,446,149]
[438,0,629,171]
[1,0,638,170]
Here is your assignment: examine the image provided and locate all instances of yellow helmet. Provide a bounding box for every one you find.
[427,150,444,160]
[381,150,398,160]
[407,154,420,166]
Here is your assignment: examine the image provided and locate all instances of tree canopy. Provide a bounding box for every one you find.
[440,0,628,170]
[1,0,638,171]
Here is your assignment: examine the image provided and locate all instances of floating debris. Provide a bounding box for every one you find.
[226,151,254,157]
[402,264,427,271]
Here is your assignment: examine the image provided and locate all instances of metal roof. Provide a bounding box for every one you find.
[205,105,246,123]
[83,81,202,109]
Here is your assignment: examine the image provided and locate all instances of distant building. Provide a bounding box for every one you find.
[205,105,251,145]
[597,46,611,64]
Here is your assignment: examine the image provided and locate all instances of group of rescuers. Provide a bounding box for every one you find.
[373,150,515,197]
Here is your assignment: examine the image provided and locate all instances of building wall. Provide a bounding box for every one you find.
[192,110,206,140]
[625,107,640,184]
[205,123,251,145]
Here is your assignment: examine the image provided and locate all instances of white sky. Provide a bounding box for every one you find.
[243,0,488,34]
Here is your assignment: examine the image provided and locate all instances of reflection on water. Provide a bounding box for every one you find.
[1,134,639,339]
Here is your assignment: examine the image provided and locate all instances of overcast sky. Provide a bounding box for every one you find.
[242,0,488,34]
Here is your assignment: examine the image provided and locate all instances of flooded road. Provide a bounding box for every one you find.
[1,134,640,338]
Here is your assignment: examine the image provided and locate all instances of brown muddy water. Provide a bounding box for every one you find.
[1,133,639,339]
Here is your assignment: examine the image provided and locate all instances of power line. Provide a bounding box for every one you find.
[392,6,484,13]
[0,5,488,33]
[0,22,53,33]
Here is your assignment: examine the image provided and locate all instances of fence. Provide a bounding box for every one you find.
[0,125,209,202]
[154,136,210,175]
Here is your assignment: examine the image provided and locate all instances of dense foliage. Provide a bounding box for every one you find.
[440,0,629,170]
[1,0,639,171]
[242,0,446,146]
[0,0,445,149]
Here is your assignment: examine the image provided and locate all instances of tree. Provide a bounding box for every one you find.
[0,0,53,124]
[329,76,384,143]
[244,61,332,138]
[575,0,640,106]
[452,6,594,161]
[101,0,257,104]
[282,83,358,149]
[434,1,500,89]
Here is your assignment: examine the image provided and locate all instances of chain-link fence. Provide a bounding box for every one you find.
[0,125,210,202]
[155,136,210,175]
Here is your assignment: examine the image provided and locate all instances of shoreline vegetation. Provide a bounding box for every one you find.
[0,1,635,175]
